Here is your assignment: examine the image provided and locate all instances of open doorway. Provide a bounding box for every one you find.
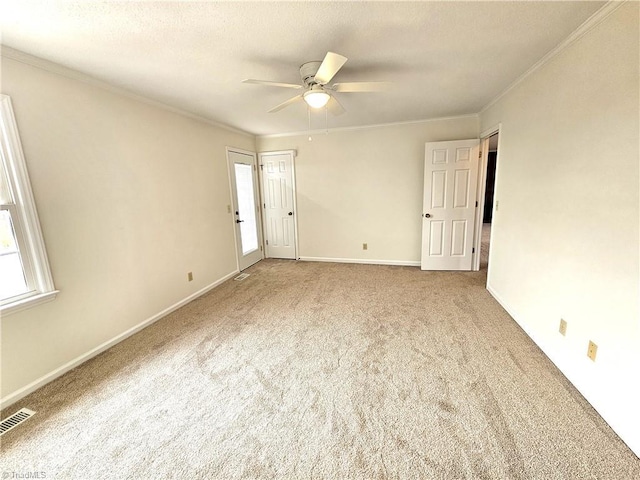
[473,128,500,272]
[480,133,498,271]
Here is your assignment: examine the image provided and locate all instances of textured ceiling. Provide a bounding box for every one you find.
[0,1,605,135]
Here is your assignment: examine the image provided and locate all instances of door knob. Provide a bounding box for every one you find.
[236,219,244,223]
[288,212,293,216]
[424,213,431,218]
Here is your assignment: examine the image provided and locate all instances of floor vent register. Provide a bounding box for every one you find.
[0,408,36,436]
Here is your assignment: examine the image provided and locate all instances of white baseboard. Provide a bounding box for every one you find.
[0,269,239,410]
[486,282,517,321]
[487,282,547,349]
[299,256,420,267]
[487,281,640,457]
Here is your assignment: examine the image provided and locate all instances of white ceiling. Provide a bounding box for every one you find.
[0,1,605,136]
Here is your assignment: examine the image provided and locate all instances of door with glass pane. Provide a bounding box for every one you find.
[228,149,263,270]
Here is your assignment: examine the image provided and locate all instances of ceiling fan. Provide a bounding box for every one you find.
[242,52,390,115]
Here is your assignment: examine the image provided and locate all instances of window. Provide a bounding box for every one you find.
[0,95,57,314]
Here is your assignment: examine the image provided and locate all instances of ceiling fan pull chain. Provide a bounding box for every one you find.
[325,105,328,135]
[308,106,312,142]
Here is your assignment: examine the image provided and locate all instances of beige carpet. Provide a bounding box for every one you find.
[1,259,638,479]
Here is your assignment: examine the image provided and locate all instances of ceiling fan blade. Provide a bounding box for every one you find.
[331,82,392,92]
[327,96,346,116]
[242,79,302,89]
[314,52,348,85]
[268,95,303,113]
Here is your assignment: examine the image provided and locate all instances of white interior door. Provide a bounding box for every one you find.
[260,151,297,259]
[228,149,263,270]
[421,139,480,270]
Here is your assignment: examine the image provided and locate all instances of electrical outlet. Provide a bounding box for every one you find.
[559,319,567,336]
[363,243,368,250]
[188,272,193,282]
[587,341,597,361]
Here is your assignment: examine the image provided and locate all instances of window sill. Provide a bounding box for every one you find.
[1,290,59,316]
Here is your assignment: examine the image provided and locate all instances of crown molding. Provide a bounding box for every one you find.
[480,0,626,114]
[257,113,479,139]
[4,0,619,141]
[0,46,254,138]
[2,45,476,140]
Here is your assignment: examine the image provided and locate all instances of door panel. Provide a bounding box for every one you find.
[430,221,445,256]
[228,150,262,270]
[432,171,446,208]
[451,220,467,256]
[421,139,479,270]
[260,151,297,259]
[453,170,470,207]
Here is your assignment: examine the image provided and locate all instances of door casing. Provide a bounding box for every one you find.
[258,150,299,260]
[473,124,502,273]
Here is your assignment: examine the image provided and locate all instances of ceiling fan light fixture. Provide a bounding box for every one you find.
[303,89,330,109]
[244,52,390,115]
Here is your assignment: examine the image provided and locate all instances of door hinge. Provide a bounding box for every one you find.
[472,247,475,253]
[260,245,263,251]
[478,150,482,159]
[475,201,478,207]
[253,164,256,171]
[266,240,269,246]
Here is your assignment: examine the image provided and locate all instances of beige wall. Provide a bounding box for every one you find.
[481,3,639,454]
[258,117,478,264]
[0,56,255,400]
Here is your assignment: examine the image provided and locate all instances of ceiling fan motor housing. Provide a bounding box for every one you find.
[299,61,322,86]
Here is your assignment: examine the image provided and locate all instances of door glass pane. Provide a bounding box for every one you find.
[0,209,29,300]
[234,163,258,255]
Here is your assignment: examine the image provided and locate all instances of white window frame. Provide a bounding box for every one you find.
[0,94,57,315]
